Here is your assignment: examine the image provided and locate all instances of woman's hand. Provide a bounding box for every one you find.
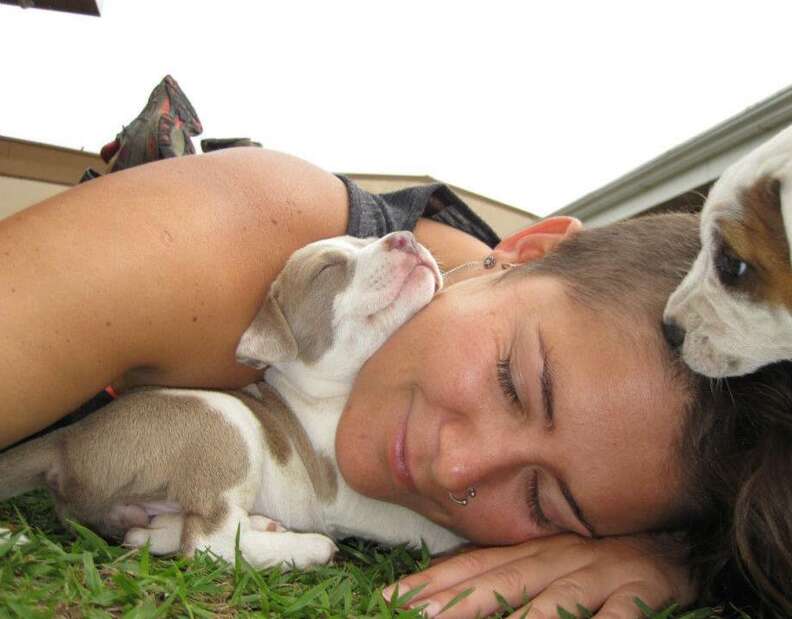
[383,533,697,618]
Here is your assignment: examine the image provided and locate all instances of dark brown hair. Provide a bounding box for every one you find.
[511,212,792,616]
[515,212,701,325]
[682,362,792,617]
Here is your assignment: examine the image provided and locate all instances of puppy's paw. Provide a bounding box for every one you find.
[241,530,337,569]
[123,527,150,548]
[0,527,29,547]
[123,513,183,555]
[289,533,337,569]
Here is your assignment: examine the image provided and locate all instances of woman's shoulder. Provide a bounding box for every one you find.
[72,147,352,247]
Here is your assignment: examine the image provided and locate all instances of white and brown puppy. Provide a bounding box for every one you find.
[0,232,464,568]
[663,124,792,377]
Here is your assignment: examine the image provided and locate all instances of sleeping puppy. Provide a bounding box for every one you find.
[0,232,464,568]
[663,123,792,377]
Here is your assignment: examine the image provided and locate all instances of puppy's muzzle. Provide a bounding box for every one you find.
[661,319,686,350]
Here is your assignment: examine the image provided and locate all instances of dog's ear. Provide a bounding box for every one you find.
[235,293,298,369]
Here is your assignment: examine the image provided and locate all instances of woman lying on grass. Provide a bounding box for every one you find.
[0,147,788,617]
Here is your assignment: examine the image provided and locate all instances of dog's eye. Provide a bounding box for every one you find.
[715,245,749,287]
[315,262,343,278]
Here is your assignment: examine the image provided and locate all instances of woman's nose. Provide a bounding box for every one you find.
[432,418,527,493]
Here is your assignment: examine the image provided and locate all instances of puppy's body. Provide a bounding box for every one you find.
[0,233,464,567]
[664,124,792,377]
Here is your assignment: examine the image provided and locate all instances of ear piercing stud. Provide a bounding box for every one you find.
[442,255,516,282]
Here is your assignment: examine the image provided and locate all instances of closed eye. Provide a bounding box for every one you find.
[497,357,521,409]
[527,470,552,529]
[497,359,556,530]
[314,261,345,280]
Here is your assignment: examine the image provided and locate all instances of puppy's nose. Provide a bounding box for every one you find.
[662,319,686,350]
[385,231,419,255]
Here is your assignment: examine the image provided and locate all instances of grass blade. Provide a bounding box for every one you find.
[68,519,113,560]
[82,550,102,593]
[557,606,578,619]
[392,582,429,608]
[439,587,474,613]
[284,578,335,614]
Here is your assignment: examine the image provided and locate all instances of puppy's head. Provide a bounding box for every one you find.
[664,125,792,377]
[236,232,441,390]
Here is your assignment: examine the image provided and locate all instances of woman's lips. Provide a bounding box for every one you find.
[391,388,417,492]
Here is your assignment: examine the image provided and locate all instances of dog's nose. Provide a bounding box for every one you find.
[385,231,419,255]
[662,319,686,350]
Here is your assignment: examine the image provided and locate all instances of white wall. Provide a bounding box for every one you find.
[0,176,67,220]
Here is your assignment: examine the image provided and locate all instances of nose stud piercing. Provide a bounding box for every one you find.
[448,487,477,506]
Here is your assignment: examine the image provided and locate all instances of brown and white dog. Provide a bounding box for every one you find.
[0,232,464,567]
[663,124,792,377]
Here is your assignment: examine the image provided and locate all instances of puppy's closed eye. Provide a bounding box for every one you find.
[311,252,350,281]
[315,262,344,278]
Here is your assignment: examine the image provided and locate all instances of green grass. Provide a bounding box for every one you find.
[0,491,725,618]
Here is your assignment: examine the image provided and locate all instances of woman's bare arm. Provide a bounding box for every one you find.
[0,147,492,448]
[0,147,351,447]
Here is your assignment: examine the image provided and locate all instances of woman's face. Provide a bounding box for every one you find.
[336,270,689,545]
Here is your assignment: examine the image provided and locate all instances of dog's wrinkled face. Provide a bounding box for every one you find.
[236,232,442,393]
[664,125,792,377]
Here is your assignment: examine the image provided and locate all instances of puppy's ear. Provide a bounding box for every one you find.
[235,293,298,369]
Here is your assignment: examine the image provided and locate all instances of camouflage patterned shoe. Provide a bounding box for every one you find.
[101,74,203,172]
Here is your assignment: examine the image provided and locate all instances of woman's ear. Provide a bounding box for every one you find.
[493,216,582,264]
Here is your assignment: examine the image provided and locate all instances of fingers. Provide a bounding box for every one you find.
[382,533,694,619]
[591,584,675,619]
[391,553,588,619]
[404,556,554,618]
[382,541,551,606]
[383,535,583,606]
[503,568,610,619]
[505,574,675,619]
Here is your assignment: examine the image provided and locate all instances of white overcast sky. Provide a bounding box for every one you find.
[2,1,792,216]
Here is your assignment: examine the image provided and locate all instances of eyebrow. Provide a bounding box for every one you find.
[538,330,598,538]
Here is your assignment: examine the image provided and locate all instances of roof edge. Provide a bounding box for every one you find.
[0,134,100,157]
[552,85,792,221]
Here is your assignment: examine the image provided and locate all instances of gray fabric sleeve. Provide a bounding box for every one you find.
[337,175,501,248]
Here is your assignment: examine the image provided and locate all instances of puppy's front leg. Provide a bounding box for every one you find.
[177,506,336,569]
